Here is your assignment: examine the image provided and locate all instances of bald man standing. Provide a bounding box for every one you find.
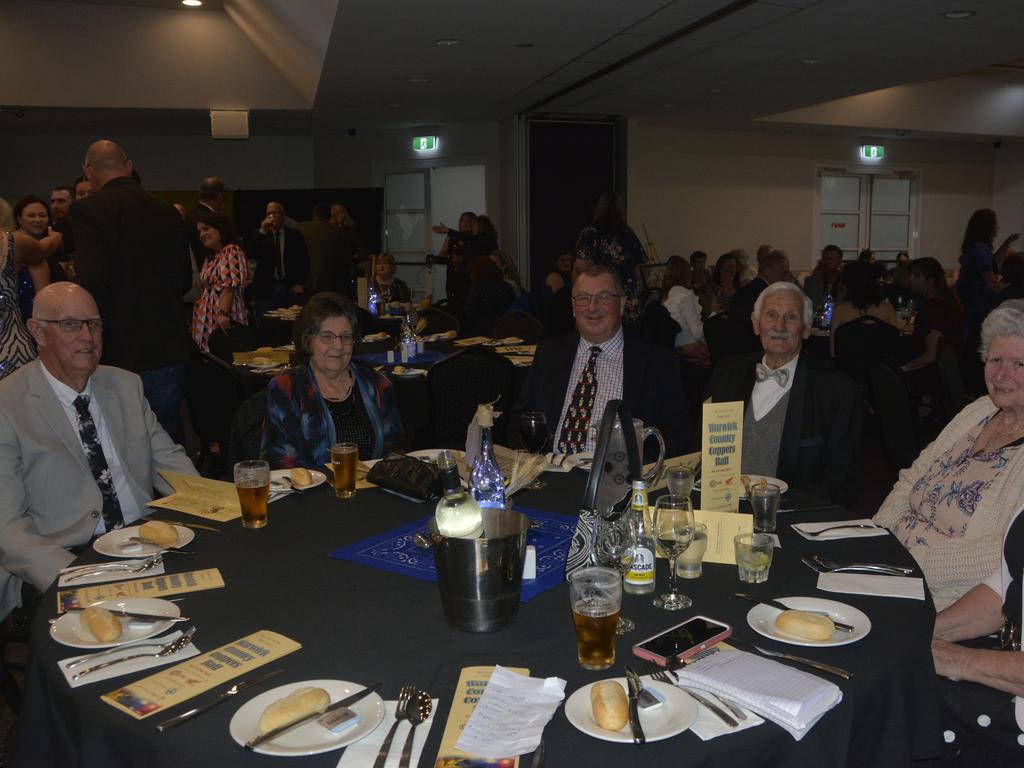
[70,140,191,440]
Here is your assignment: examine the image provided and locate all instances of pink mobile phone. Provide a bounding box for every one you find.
[632,615,732,667]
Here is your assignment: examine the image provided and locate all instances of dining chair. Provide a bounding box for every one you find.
[417,307,461,337]
[934,338,970,427]
[227,391,268,468]
[490,311,543,344]
[427,347,516,448]
[834,315,900,387]
[702,312,749,367]
[867,360,921,470]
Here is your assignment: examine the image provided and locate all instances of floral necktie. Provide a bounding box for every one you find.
[557,346,601,454]
[73,395,124,531]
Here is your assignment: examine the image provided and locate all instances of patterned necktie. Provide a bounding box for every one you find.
[73,395,125,531]
[558,346,602,454]
[755,362,789,388]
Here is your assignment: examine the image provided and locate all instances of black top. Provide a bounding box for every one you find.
[1003,511,1024,626]
[326,388,375,459]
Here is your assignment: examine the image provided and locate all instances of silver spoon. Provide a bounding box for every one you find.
[398,690,432,768]
[72,626,196,680]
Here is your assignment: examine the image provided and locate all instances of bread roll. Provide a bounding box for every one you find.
[590,680,629,731]
[392,365,406,374]
[775,609,835,641]
[82,606,122,643]
[258,687,331,735]
[139,520,179,547]
[290,467,314,488]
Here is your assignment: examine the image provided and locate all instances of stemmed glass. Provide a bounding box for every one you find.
[519,411,549,490]
[652,495,695,610]
[594,515,637,634]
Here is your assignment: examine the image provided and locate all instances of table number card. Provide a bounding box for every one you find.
[149,471,242,522]
[57,568,225,612]
[701,401,744,512]
[102,630,301,720]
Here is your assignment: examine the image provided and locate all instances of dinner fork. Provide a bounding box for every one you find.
[643,661,741,726]
[800,523,884,537]
[812,554,914,576]
[71,626,196,680]
[62,555,164,581]
[372,686,412,768]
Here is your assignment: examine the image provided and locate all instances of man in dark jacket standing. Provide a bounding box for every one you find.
[71,140,191,441]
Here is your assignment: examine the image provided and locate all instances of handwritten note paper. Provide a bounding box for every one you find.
[701,401,744,512]
[149,471,241,522]
[57,568,225,612]
[455,666,565,758]
[436,666,528,767]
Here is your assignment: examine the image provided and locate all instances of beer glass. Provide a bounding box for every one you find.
[234,460,269,529]
[652,495,694,610]
[750,482,781,533]
[569,566,621,670]
[331,443,358,499]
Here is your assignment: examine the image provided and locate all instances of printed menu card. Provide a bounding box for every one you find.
[701,401,744,512]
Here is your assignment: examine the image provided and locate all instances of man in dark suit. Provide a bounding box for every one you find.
[514,264,689,457]
[184,176,226,264]
[70,140,192,441]
[246,200,309,316]
[729,248,790,352]
[707,281,862,506]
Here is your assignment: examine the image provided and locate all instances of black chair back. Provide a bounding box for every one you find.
[427,347,516,448]
[491,311,543,344]
[935,338,969,425]
[640,299,681,350]
[868,360,920,470]
[834,315,900,385]
[207,324,260,365]
[703,313,750,367]
[184,352,244,457]
[417,307,461,337]
[228,391,268,468]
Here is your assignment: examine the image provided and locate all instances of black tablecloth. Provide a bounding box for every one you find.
[11,473,943,767]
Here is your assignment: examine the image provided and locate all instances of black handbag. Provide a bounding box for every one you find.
[366,456,442,501]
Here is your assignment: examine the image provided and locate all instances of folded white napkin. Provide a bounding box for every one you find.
[336,698,438,768]
[542,453,573,473]
[677,649,842,740]
[58,629,200,688]
[817,572,925,600]
[58,559,167,587]
[683,687,765,740]
[791,519,888,541]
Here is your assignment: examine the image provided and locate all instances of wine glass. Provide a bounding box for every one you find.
[519,411,549,490]
[652,495,695,610]
[594,515,636,634]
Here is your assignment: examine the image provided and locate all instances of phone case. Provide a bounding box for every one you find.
[631,615,732,666]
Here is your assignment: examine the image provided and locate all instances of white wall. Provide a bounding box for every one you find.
[994,144,1024,237]
[627,121,997,270]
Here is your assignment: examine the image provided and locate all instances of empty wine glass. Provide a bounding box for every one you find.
[519,411,549,490]
[652,495,694,610]
[594,515,637,634]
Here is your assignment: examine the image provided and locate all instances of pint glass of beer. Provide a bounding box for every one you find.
[331,443,358,499]
[569,566,621,670]
[234,460,269,529]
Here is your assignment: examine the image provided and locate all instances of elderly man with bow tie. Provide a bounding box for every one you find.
[706,281,862,506]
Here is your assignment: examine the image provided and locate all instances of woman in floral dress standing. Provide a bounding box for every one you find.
[191,212,248,352]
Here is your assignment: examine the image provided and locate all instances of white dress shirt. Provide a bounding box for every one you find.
[750,354,799,421]
[40,365,143,533]
[663,285,704,347]
[556,329,625,452]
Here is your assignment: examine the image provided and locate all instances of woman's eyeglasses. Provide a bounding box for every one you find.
[315,331,355,346]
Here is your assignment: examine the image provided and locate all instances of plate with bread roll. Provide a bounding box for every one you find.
[564,678,698,743]
[50,598,181,648]
[271,468,328,491]
[93,521,194,558]
[746,596,871,647]
[229,679,386,756]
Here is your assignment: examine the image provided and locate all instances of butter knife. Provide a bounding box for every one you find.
[727,637,852,680]
[64,607,189,623]
[734,593,855,633]
[623,666,646,745]
[140,516,221,533]
[246,682,382,750]
[154,668,286,732]
[680,687,738,728]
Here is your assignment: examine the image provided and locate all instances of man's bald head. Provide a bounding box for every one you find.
[83,140,132,190]
[28,282,103,391]
[33,281,99,320]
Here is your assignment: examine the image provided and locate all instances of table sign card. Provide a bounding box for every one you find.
[695,509,753,565]
[434,665,528,768]
[149,471,241,522]
[57,568,225,612]
[102,630,301,720]
[701,401,744,512]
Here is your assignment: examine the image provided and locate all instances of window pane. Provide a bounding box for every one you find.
[385,173,425,210]
[870,214,909,249]
[820,176,860,212]
[872,178,910,213]
[819,214,859,250]
[386,212,426,251]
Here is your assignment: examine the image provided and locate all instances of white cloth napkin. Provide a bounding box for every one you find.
[817,572,926,600]
[58,629,200,688]
[684,687,765,740]
[58,559,167,587]
[336,698,438,768]
[791,519,889,541]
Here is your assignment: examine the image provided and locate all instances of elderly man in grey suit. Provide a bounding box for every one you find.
[0,282,198,621]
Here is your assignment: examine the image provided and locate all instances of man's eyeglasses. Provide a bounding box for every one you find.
[315,331,355,346]
[572,292,623,307]
[35,318,103,334]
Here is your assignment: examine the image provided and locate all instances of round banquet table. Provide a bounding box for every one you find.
[11,473,943,767]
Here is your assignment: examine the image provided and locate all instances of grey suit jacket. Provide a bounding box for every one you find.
[0,361,198,618]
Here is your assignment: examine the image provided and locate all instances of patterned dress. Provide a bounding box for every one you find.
[0,232,36,379]
[575,226,647,322]
[893,414,1022,548]
[190,244,249,352]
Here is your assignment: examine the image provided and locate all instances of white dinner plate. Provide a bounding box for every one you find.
[270,469,327,491]
[50,598,181,649]
[746,596,871,647]
[564,678,698,743]
[390,368,427,378]
[484,337,524,346]
[93,524,194,558]
[361,332,390,342]
[229,679,386,756]
[694,475,789,497]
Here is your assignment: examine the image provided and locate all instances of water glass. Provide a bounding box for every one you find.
[734,532,774,583]
[675,522,708,579]
[652,495,694,610]
[749,482,781,532]
[666,468,694,498]
[569,567,622,670]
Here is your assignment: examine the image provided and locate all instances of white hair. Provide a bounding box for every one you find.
[980,299,1024,360]
[751,281,813,327]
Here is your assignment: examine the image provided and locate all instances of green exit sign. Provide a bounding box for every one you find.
[860,144,885,159]
[412,135,438,151]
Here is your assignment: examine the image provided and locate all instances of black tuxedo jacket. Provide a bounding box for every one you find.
[707,352,862,506]
[246,227,309,299]
[513,331,690,457]
[71,176,191,372]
